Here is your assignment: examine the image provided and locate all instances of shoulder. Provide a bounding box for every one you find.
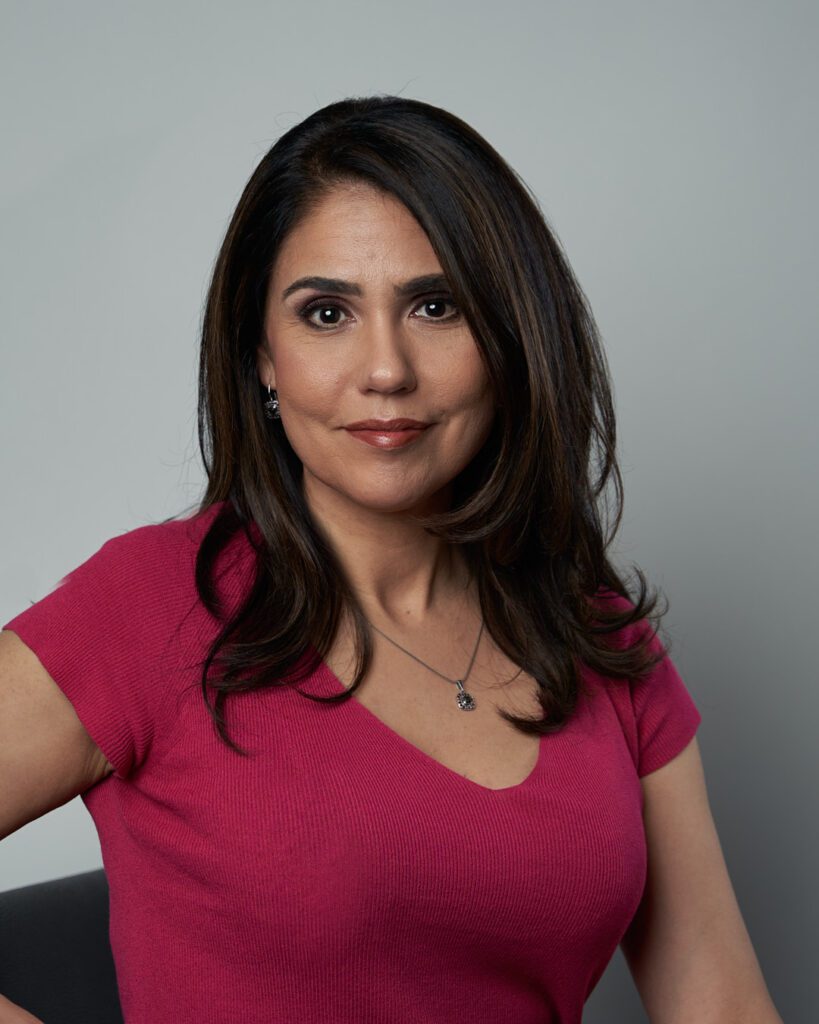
[98,502,223,559]
[23,501,239,632]
[589,583,642,617]
[587,584,670,656]
[97,502,258,632]
[585,586,702,779]
[85,502,231,587]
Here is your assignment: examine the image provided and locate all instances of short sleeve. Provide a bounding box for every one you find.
[592,588,702,778]
[630,636,702,777]
[2,525,193,779]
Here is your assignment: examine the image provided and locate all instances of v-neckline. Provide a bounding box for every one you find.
[314,654,545,795]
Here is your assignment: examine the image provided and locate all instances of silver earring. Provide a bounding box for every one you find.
[263,385,280,420]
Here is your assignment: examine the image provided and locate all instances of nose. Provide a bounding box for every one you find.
[356,317,418,395]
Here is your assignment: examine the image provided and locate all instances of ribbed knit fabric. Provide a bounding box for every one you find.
[3,502,701,1024]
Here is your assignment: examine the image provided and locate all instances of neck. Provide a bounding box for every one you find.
[301,473,473,627]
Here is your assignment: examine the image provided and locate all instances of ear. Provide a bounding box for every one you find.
[256,343,276,390]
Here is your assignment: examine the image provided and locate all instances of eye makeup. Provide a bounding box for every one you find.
[296,294,461,331]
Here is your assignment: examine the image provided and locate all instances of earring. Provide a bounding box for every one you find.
[263,384,280,420]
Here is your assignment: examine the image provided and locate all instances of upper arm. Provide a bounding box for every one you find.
[0,629,114,841]
[620,736,782,1023]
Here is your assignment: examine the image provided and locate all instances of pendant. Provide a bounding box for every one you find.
[455,679,477,711]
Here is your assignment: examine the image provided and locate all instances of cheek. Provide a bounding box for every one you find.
[439,360,495,420]
[276,353,343,416]
[460,366,497,444]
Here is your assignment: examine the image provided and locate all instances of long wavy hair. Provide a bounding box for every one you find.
[194,94,670,753]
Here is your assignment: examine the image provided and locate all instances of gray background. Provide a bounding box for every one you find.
[1,1,814,1020]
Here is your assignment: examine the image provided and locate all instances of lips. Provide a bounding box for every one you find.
[344,420,431,449]
[344,418,430,430]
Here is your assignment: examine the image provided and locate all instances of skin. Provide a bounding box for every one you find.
[257,182,496,626]
[0,185,501,1024]
[0,185,783,1024]
[257,185,789,1022]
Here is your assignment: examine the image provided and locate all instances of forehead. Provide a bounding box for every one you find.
[272,184,441,280]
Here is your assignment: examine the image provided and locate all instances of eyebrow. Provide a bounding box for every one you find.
[280,273,450,302]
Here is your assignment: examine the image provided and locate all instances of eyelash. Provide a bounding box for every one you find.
[297,295,461,330]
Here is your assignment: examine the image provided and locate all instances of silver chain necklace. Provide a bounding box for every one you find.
[367,618,484,711]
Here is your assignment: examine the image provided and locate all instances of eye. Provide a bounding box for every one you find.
[412,296,460,322]
[296,294,461,331]
[299,301,350,329]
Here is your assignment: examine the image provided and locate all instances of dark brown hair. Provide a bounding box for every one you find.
[194,94,670,753]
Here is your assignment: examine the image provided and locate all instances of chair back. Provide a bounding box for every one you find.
[0,868,123,1024]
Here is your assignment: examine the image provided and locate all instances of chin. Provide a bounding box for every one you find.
[303,464,453,515]
[348,491,436,514]
[333,476,449,513]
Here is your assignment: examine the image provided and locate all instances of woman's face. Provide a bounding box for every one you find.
[258,183,496,517]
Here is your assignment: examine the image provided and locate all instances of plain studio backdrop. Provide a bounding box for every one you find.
[1,2,814,1020]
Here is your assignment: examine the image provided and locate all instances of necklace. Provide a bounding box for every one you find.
[367,617,484,711]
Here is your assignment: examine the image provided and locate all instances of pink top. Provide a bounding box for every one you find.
[3,502,702,1023]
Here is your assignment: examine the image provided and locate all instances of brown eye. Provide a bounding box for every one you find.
[300,302,350,329]
[413,297,459,321]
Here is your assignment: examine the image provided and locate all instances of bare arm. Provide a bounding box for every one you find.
[0,628,113,841]
[0,628,115,1021]
[620,736,783,1023]
[0,993,46,1023]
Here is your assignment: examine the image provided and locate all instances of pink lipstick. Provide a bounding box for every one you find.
[344,418,431,450]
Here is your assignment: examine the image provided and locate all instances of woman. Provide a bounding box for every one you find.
[0,96,781,1023]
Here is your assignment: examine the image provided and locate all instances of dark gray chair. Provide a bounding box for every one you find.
[0,868,123,1024]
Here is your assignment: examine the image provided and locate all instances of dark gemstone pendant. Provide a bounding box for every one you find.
[455,679,476,711]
